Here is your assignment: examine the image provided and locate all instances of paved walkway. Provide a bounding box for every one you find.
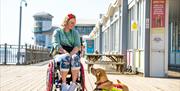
[0,58,180,91]
[82,58,180,91]
[0,63,48,91]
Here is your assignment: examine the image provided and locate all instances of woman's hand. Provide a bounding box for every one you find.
[59,48,68,54]
[70,47,79,56]
[59,48,72,57]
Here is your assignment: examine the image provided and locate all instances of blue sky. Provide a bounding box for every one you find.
[0,0,112,45]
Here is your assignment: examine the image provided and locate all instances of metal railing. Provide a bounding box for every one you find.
[0,43,51,65]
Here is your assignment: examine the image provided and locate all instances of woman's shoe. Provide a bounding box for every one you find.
[61,83,70,91]
[68,82,77,91]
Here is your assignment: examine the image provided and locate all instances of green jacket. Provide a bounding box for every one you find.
[51,28,81,54]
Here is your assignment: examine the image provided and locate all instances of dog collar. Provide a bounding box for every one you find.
[96,80,109,86]
[95,80,109,90]
[94,88,104,91]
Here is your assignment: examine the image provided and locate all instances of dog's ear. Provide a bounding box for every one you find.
[96,71,101,77]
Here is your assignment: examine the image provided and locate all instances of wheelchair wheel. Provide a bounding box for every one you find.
[79,63,85,91]
[76,64,85,91]
[46,60,55,91]
[46,70,53,91]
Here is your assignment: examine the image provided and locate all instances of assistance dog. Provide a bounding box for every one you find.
[91,67,129,91]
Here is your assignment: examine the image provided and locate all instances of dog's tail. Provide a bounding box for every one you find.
[116,80,129,91]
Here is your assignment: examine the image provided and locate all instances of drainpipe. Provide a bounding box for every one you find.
[121,0,128,55]
[144,0,150,77]
[99,14,103,54]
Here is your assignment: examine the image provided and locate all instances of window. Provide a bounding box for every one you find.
[137,0,145,49]
[112,21,117,51]
[102,31,105,53]
[110,24,113,51]
[115,20,119,51]
[128,7,135,49]
[127,2,145,50]
[107,29,110,51]
[34,22,42,32]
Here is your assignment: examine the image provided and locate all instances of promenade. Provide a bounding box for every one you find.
[0,58,180,91]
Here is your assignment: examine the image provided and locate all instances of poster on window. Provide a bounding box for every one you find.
[151,0,166,28]
[151,0,166,50]
[131,20,138,31]
[86,39,94,54]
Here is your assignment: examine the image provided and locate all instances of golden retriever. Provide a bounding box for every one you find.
[91,67,129,91]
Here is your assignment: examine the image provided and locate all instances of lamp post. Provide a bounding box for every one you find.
[17,0,27,65]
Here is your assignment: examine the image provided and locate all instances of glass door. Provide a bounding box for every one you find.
[169,0,180,68]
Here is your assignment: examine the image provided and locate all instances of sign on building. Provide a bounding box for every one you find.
[131,21,138,31]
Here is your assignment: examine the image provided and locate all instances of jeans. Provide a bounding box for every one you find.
[54,53,80,71]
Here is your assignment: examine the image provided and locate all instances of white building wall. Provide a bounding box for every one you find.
[42,21,52,31]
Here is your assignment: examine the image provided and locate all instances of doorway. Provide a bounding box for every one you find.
[168,0,180,77]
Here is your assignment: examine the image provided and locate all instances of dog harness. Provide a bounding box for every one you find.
[100,87,123,91]
[96,87,122,91]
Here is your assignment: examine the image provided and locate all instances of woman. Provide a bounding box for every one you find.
[52,13,81,91]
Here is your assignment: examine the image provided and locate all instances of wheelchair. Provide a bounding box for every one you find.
[46,50,86,91]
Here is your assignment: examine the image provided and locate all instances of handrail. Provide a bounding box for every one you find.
[0,43,51,65]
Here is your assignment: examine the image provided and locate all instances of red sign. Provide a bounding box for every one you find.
[151,0,166,28]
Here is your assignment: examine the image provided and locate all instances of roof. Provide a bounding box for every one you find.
[76,19,97,26]
[33,12,53,19]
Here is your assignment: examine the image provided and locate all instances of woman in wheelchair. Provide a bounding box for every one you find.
[52,13,81,91]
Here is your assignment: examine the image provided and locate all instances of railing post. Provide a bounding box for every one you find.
[24,44,27,64]
[4,43,7,65]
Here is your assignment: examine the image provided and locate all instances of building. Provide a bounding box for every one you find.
[75,19,96,36]
[33,12,96,50]
[33,12,57,49]
[90,0,180,77]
